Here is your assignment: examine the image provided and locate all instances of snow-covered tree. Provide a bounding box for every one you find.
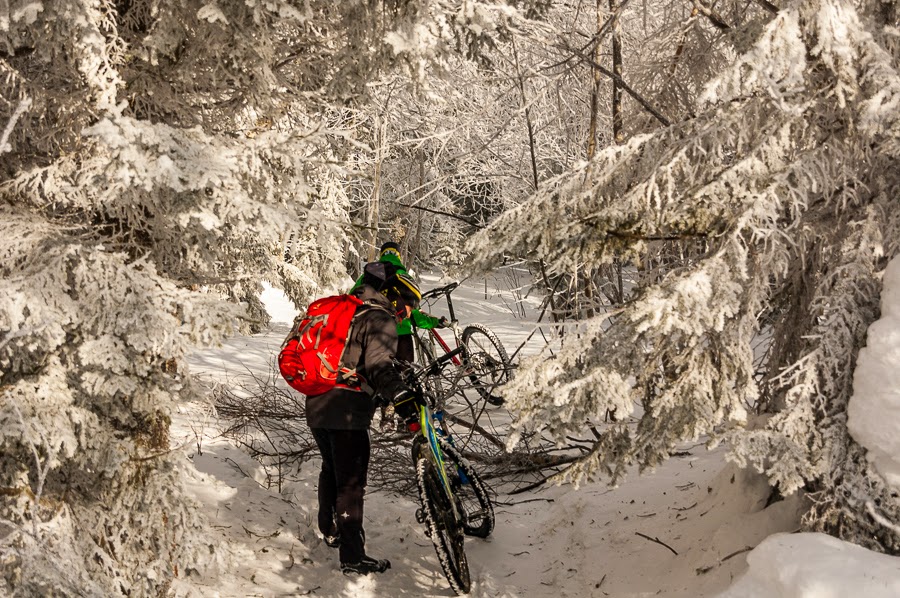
[0,1,541,594]
[362,0,778,294]
[465,0,900,554]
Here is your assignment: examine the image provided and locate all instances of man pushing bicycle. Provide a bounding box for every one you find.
[305,259,425,575]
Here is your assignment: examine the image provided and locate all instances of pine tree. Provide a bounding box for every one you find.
[0,0,540,593]
[464,0,900,553]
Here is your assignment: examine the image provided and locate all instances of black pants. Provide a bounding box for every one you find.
[311,427,370,564]
[397,333,414,364]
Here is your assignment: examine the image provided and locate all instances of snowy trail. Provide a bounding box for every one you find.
[176,273,803,597]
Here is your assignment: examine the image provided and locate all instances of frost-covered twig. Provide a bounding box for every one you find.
[0,96,31,155]
[866,501,900,538]
[8,398,48,539]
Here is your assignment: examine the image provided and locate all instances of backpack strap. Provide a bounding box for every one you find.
[333,300,393,392]
[281,313,306,349]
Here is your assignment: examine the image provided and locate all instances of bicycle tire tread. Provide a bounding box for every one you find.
[415,455,471,594]
[439,438,495,538]
[461,324,512,402]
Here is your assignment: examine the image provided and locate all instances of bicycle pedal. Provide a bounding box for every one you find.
[415,508,426,524]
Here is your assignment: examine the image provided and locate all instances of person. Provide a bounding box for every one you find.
[351,241,449,364]
[306,263,425,575]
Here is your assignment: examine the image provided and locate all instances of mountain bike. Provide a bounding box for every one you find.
[416,281,512,407]
[406,346,496,595]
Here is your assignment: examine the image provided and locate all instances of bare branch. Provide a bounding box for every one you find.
[635,531,679,555]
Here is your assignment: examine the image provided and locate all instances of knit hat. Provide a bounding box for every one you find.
[379,241,401,260]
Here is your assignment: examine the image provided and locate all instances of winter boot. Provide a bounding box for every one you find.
[341,555,391,575]
[323,533,341,548]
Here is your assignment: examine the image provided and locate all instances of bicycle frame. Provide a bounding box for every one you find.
[414,281,512,415]
[415,403,462,520]
[409,346,467,520]
[424,327,464,366]
[408,343,495,594]
[417,281,464,366]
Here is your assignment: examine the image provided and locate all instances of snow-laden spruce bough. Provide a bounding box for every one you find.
[463,0,900,557]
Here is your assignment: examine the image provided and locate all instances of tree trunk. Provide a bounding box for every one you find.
[368,115,386,262]
[411,156,425,268]
[610,0,624,145]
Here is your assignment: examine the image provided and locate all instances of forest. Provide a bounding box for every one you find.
[2,0,899,595]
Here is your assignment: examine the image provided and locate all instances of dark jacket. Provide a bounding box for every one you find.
[305,285,408,430]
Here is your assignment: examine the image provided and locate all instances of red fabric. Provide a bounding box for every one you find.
[278,295,364,395]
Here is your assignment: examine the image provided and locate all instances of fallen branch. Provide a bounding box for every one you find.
[635,531,678,555]
[240,525,281,540]
[696,545,754,574]
[224,457,254,481]
[721,546,753,562]
[506,498,556,506]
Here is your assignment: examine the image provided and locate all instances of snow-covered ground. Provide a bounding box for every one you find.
[175,268,900,597]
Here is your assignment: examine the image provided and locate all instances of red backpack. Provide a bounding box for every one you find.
[278,294,364,396]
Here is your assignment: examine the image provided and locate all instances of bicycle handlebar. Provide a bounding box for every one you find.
[421,281,459,301]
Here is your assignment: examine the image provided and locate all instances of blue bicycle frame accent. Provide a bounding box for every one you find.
[417,403,461,520]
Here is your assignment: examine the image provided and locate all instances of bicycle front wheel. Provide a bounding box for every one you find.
[461,324,511,405]
[440,437,495,538]
[415,452,471,594]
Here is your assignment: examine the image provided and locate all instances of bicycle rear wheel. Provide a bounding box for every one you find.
[415,451,471,595]
[439,437,495,538]
[461,324,511,405]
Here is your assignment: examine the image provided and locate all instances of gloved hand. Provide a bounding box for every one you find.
[393,388,425,420]
[438,316,451,328]
[379,402,396,432]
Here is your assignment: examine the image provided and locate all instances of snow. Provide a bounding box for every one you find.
[260,281,298,324]
[724,254,900,597]
[719,533,900,598]
[177,270,899,597]
[848,255,900,490]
